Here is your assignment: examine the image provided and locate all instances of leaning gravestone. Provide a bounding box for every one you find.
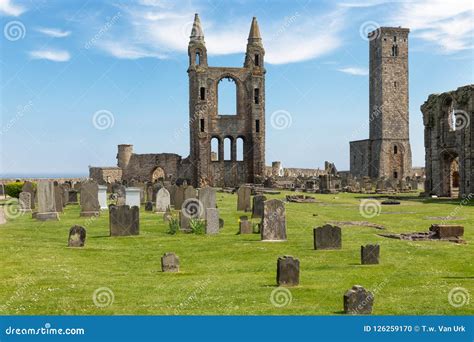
[343,285,374,314]
[251,194,267,219]
[261,199,287,241]
[205,208,219,235]
[36,181,59,221]
[161,252,180,272]
[237,186,251,211]
[155,187,170,213]
[19,192,32,213]
[277,256,300,286]
[109,205,139,236]
[239,216,252,234]
[313,224,342,250]
[68,225,86,247]
[198,187,216,210]
[361,244,380,265]
[53,182,64,213]
[80,180,100,217]
[22,181,36,209]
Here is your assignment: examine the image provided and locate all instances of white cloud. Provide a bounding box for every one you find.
[337,67,368,76]
[29,49,71,62]
[36,27,71,38]
[0,0,25,16]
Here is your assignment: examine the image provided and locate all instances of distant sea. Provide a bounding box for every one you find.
[0,173,88,179]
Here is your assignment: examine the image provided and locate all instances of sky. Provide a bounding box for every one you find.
[0,0,473,177]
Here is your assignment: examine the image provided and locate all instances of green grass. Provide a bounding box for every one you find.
[0,191,473,315]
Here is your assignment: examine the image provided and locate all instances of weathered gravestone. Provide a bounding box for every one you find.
[313,224,342,250]
[237,186,251,211]
[53,182,64,213]
[429,224,464,239]
[205,208,219,235]
[68,225,86,247]
[174,186,185,210]
[155,187,170,212]
[179,210,191,232]
[251,194,267,219]
[343,285,374,314]
[36,181,59,221]
[80,180,100,217]
[277,256,300,286]
[198,187,216,211]
[168,185,177,208]
[361,244,380,265]
[109,205,139,236]
[145,201,154,211]
[260,199,287,241]
[22,181,35,209]
[239,216,252,234]
[184,185,197,201]
[68,190,78,204]
[161,252,180,272]
[19,192,32,213]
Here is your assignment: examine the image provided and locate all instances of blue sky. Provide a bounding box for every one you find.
[0,0,473,176]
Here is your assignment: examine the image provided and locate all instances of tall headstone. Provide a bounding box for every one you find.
[277,256,300,286]
[174,186,185,210]
[343,285,374,314]
[109,205,139,236]
[68,225,86,247]
[155,187,170,212]
[251,194,267,219]
[261,199,286,241]
[313,225,342,250]
[361,244,380,265]
[19,192,32,213]
[36,181,59,221]
[80,180,100,217]
[205,208,219,235]
[161,252,180,272]
[98,185,108,210]
[125,187,141,208]
[22,181,35,209]
[237,186,251,211]
[198,187,216,210]
[53,182,64,213]
[168,185,177,208]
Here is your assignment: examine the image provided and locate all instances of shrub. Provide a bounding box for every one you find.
[4,182,25,199]
[190,219,206,235]
[167,217,179,235]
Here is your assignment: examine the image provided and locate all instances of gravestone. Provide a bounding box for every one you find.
[198,187,216,210]
[239,215,252,234]
[22,181,35,209]
[109,205,139,236]
[53,182,64,213]
[19,192,32,213]
[0,207,6,224]
[205,208,219,235]
[277,256,300,286]
[343,285,374,314]
[361,244,380,265]
[168,185,177,208]
[125,187,141,208]
[161,252,180,272]
[237,186,251,211]
[36,181,59,221]
[251,195,267,219]
[260,199,286,241]
[313,224,341,250]
[179,210,191,232]
[184,185,197,201]
[68,190,78,204]
[62,184,69,207]
[98,185,108,209]
[155,187,170,212]
[68,225,86,247]
[429,224,464,238]
[145,201,153,211]
[80,180,100,217]
[174,186,185,210]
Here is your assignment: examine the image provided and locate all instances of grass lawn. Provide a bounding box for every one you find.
[0,191,472,315]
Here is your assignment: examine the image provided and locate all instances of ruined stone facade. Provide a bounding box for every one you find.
[350,27,412,180]
[421,85,473,198]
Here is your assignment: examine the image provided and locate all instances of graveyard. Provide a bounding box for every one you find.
[0,189,472,315]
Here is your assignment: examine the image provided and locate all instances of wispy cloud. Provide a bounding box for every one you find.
[36,27,71,38]
[337,67,368,76]
[29,49,71,62]
[0,0,25,16]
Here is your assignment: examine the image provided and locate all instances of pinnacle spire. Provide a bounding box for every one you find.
[248,16,262,44]
[190,13,204,42]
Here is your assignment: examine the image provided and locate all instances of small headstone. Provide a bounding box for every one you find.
[36,181,59,221]
[251,194,267,219]
[261,199,286,241]
[22,181,36,209]
[198,187,216,210]
[343,285,374,314]
[155,187,170,212]
[205,208,219,234]
[429,224,464,238]
[239,216,252,234]
[237,186,251,211]
[109,205,139,236]
[313,224,341,250]
[98,185,108,209]
[145,201,153,211]
[276,256,300,286]
[179,210,191,232]
[19,192,32,212]
[161,252,179,272]
[80,180,100,217]
[68,225,86,247]
[125,187,141,208]
[361,244,380,265]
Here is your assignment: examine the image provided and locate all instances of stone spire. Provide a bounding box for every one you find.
[190,13,204,42]
[247,17,262,46]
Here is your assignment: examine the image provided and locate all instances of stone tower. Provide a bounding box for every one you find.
[350,27,412,180]
[188,14,266,187]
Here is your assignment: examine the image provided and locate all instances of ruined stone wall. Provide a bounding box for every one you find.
[350,139,370,178]
[89,167,122,185]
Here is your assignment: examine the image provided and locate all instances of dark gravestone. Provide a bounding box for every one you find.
[313,224,341,250]
[361,244,380,265]
[161,252,180,272]
[22,181,36,209]
[239,216,252,234]
[343,285,374,314]
[53,182,64,213]
[237,186,251,211]
[68,189,78,204]
[109,205,139,236]
[80,180,100,217]
[145,201,153,211]
[429,224,464,238]
[261,199,286,241]
[276,256,300,286]
[174,186,185,210]
[68,225,86,247]
[219,218,224,229]
[251,195,267,219]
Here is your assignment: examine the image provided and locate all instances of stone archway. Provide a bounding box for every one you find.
[440,151,459,198]
[151,167,165,182]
